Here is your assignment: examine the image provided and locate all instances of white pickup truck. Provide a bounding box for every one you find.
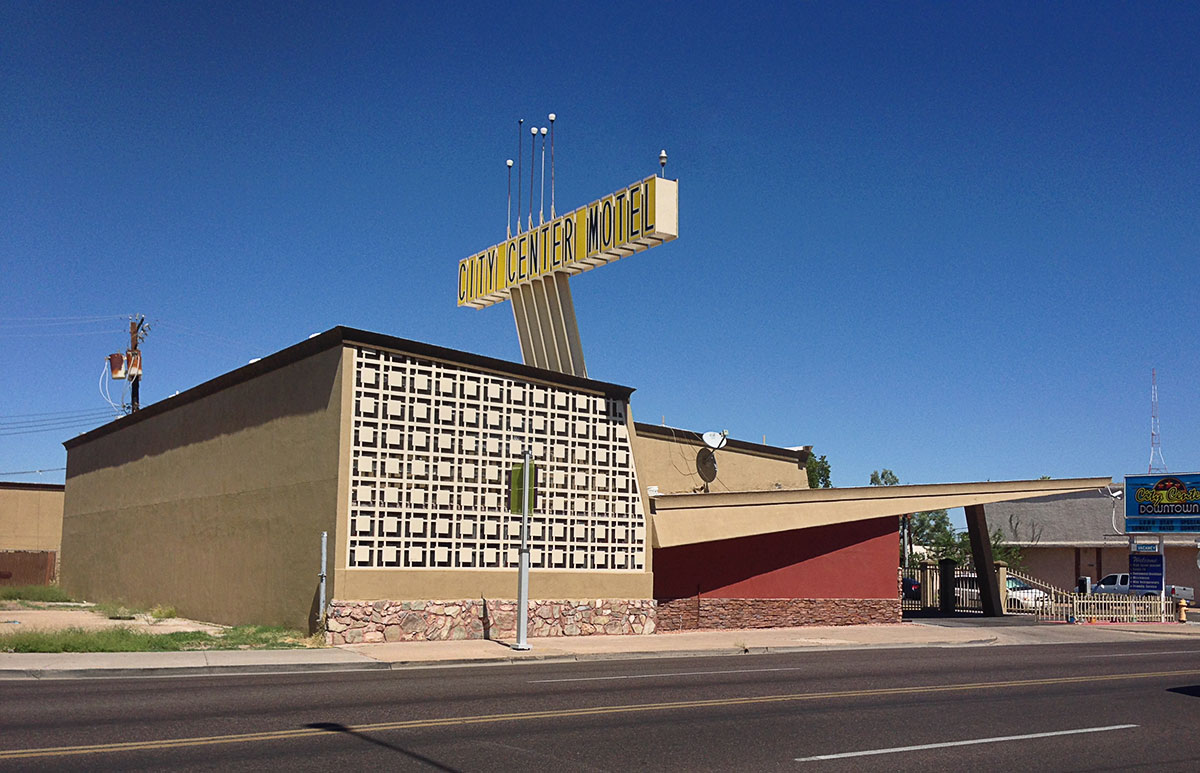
[1093,573,1195,601]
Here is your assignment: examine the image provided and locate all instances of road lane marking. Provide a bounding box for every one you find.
[2,669,1196,761]
[1084,650,1200,658]
[530,666,809,683]
[794,724,1138,761]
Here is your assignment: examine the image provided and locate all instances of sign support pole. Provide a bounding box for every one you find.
[1160,534,1166,604]
[513,448,532,651]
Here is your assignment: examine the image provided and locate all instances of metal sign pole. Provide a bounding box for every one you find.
[513,448,532,651]
[1160,534,1166,607]
[319,531,328,626]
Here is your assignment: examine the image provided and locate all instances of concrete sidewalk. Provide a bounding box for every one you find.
[4,619,1200,679]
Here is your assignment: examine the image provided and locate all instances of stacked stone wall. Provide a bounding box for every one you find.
[655,597,899,632]
[326,598,655,644]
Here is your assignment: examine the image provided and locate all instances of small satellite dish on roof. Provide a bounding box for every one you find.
[702,430,728,450]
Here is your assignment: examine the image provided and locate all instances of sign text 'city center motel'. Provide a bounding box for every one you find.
[456,173,678,378]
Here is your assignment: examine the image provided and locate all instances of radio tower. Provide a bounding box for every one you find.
[1148,368,1167,473]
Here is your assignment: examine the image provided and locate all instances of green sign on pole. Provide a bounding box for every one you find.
[509,462,537,514]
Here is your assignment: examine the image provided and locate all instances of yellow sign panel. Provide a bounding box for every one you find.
[457,175,679,308]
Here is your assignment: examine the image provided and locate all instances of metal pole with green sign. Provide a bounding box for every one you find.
[512,449,534,651]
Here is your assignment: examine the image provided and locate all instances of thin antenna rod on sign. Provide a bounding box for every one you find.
[517,119,524,234]
[529,126,537,231]
[539,126,547,225]
[1149,368,1167,473]
[548,113,556,218]
[506,159,514,239]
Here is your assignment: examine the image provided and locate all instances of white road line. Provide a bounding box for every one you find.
[1084,650,1200,658]
[529,666,808,684]
[794,724,1138,762]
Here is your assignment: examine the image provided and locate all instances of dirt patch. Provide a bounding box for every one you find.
[0,604,224,635]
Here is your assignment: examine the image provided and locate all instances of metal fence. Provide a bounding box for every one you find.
[900,567,922,612]
[899,564,985,614]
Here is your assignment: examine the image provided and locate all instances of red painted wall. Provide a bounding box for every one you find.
[653,516,898,600]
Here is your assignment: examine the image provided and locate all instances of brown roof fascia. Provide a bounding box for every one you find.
[633,422,811,465]
[0,481,65,492]
[65,326,636,450]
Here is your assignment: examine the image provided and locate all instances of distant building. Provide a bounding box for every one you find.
[0,481,64,586]
[990,489,1200,591]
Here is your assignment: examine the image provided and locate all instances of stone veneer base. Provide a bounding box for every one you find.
[655,597,900,632]
[325,598,656,644]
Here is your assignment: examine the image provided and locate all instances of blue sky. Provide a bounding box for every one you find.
[3,2,1198,509]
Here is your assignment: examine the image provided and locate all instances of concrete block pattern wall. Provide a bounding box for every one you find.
[348,346,646,572]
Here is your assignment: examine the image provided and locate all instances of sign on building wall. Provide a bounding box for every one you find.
[457,175,679,308]
[1125,473,1200,534]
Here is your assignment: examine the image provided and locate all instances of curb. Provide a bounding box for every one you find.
[1103,627,1200,638]
[378,640,1003,670]
[0,637,1016,678]
[0,660,391,680]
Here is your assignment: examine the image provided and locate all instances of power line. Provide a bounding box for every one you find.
[0,329,119,338]
[0,319,126,329]
[0,413,114,431]
[0,419,111,438]
[0,467,66,476]
[0,314,125,322]
[0,407,119,419]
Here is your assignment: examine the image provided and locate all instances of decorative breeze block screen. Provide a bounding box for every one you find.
[348,346,646,571]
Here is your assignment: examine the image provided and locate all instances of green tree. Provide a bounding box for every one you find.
[871,469,1021,569]
[869,469,899,487]
[806,454,831,488]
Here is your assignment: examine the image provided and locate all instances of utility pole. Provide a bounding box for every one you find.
[128,315,149,412]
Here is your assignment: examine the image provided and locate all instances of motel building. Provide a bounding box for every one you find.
[60,171,1109,643]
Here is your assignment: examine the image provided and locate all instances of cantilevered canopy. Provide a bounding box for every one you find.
[650,477,1113,548]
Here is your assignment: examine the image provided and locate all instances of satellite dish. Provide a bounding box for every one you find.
[696,448,718,483]
[702,430,728,450]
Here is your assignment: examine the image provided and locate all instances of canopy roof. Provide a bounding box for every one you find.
[650,477,1114,548]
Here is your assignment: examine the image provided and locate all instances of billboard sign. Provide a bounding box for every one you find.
[1124,473,1200,534]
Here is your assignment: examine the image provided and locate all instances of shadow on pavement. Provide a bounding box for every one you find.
[306,722,462,771]
[903,610,1045,627]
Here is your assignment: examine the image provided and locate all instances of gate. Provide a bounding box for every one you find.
[0,550,57,586]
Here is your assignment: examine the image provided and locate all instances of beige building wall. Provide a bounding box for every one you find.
[0,483,64,552]
[1018,544,1200,594]
[629,423,809,496]
[61,342,347,631]
[1014,547,1075,589]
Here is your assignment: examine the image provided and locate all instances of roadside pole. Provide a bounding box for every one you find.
[513,448,532,651]
[319,531,328,627]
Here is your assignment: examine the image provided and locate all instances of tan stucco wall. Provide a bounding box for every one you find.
[1014,547,1075,589]
[61,345,347,630]
[0,485,63,552]
[629,429,808,496]
[1019,545,1200,594]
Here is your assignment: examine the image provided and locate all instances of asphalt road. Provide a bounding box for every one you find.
[3,641,1200,771]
